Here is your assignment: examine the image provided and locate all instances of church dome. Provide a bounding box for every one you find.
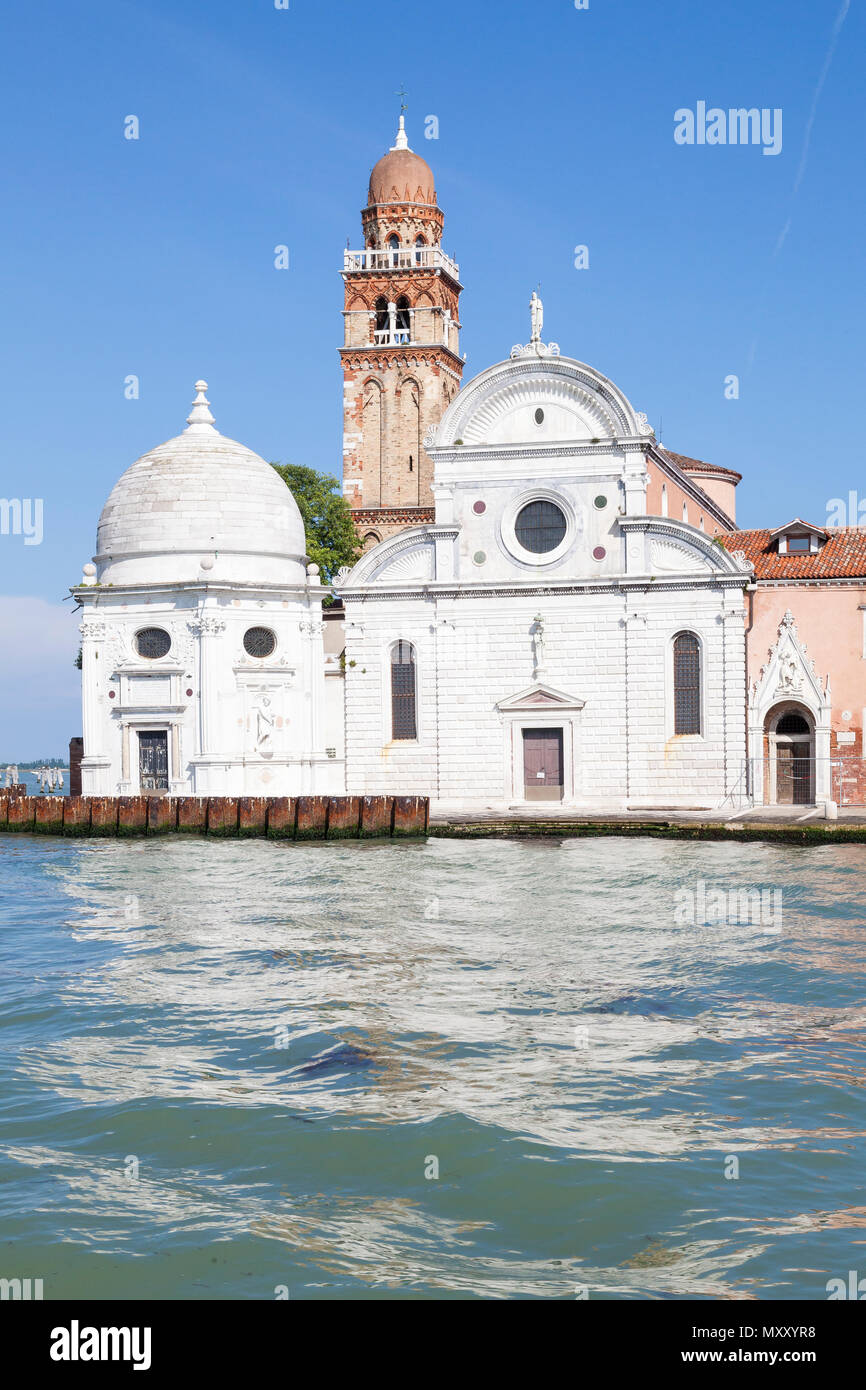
[94,382,308,587]
[367,117,436,206]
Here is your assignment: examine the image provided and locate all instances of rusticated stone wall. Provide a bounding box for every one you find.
[0,795,428,840]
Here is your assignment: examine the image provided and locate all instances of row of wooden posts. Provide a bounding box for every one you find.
[0,790,429,840]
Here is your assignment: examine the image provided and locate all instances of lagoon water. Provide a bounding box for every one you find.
[1,832,865,1300]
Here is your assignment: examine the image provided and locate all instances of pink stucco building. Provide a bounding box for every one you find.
[721,521,866,808]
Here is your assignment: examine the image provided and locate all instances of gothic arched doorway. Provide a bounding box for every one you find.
[764,703,815,805]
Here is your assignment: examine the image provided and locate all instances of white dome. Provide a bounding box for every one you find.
[94,382,308,586]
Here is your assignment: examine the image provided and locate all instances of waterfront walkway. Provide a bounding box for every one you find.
[429,801,866,841]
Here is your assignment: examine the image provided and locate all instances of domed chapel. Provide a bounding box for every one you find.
[74,382,342,797]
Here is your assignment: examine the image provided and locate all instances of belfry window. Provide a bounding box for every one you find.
[374,296,389,336]
[390,640,417,740]
[395,296,411,342]
[673,632,701,735]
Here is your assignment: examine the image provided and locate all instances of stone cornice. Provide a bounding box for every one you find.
[430,439,649,466]
[71,581,315,601]
[340,574,749,603]
[751,577,866,589]
[341,266,463,292]
[340,344,465,373]
[351,507,435,523]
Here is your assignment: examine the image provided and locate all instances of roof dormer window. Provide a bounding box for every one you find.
[769,519,828,555]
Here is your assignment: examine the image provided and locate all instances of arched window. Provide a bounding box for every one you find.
[388,233,400,266]
[395,295,411,341]
[775,712,809,736]
[390,641,417,739]
[414,234,426,264]
[673,632,701,735]
[374,296,389,336]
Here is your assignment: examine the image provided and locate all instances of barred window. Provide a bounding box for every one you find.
[390,641,417,740]
[135,627,171,659]
[673,632,701,735]
[243,627,276,658]
[515,500,567,554]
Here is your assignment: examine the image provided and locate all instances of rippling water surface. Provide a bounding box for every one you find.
[2,833,866,1300]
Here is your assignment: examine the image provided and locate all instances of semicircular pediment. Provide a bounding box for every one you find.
[650,539,713,574]
[368,544,434,584]
[434,355,641,449]
[462,375,620,446]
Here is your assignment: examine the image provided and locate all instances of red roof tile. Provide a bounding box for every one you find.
[660,449,742,483]
[723,527,866,579]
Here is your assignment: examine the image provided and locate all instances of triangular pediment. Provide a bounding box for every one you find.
[497,681,585,712]
[750,609,829,714]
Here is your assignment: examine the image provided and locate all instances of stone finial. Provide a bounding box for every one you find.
[390,114,410,152]
[185,379,217,434]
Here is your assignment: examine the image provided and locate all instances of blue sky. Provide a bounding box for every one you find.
[0,0,861,757]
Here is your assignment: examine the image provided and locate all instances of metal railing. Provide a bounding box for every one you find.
[738,756,866,808]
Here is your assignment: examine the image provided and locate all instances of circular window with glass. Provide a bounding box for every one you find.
[243,626,276,659]
[514,500,567,554]
[135,627,171,659]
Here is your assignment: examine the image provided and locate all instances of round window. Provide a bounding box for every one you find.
[593,494,607,510]
[243,627,276,658]
[136,628,171,659]
[514,500,567,554]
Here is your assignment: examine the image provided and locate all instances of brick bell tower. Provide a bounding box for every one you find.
[340,114,464,548]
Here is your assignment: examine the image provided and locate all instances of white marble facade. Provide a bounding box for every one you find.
[76,341,753,811]
[74,383,343,797]
[337,334,752,811]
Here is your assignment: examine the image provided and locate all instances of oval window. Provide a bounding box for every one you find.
[534,407,545,425]
[243,627,277,658]
[135,627,171,659]
[514,500,567,554]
